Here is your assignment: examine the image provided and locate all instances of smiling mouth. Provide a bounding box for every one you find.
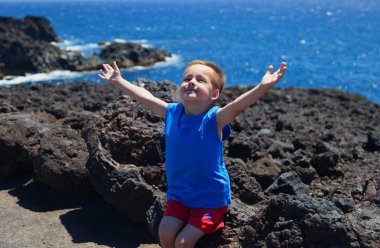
[184,89,197,96]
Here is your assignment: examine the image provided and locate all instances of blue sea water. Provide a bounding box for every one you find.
[0,0,379,104]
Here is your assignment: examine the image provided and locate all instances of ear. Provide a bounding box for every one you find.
[210,88,220,101]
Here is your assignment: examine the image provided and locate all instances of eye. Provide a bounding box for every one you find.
[183,76,191,82]
[197,77,206,83]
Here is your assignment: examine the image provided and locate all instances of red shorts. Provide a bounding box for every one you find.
[163,200,228,234]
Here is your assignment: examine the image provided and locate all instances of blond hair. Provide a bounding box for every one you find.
[185,60,226,93]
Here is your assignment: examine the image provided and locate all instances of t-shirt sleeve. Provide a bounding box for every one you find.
[205,106,231,142]
[221,122,231,141]
[165,103,180,131]
[166,103,177,118]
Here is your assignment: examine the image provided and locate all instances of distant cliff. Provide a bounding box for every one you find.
[0,16,171,79]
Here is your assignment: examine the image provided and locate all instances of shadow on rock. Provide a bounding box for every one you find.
[59,200,156,248]
[7,177,84,212]
[0,175,33,190]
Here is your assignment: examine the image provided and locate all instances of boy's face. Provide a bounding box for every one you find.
[180,64,219,104]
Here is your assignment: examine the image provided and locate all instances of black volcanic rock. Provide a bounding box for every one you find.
[100,42,172,68]
[0,81,379,247]
[0,112,52,177]
[365,131,380,152]
[0,16,172,79]
[0,16,99,78]
[81,96,169,225]
[265,171,310,196]
[78,79,178,224]
[33,125,93,195]
[0,16,58,42]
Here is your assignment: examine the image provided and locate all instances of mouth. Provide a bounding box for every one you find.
[184,89,197,96]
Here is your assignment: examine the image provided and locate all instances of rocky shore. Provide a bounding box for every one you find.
[0,80,379,247]
[0,16,171,79]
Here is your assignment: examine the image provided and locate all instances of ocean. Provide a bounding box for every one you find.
[0,0,379,104]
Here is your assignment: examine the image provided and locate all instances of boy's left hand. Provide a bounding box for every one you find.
[260,62,287,89]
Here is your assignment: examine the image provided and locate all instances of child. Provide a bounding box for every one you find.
[98,60,286,248]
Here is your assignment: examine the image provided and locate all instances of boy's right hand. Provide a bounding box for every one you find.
[98,61,123,85]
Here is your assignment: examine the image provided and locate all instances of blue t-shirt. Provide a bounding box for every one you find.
[165,103,231,208]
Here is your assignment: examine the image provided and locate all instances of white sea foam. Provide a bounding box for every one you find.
[114,38,152,48]
[52,39,155,56]
[0,54,182,86]
[0,70,88,86]
[124,54,182,72]
[65,43,100,52]
[52,39,101,56]
[299,39,307,45]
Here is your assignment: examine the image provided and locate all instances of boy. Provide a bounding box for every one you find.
[98,60,286,248]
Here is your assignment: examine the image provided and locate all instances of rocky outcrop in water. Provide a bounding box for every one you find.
[0,16,98,78]
[0,80,379,247]
[100,42,171,68]
[0,16,172,79]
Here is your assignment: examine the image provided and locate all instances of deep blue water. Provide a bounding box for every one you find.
[1,0,379,104]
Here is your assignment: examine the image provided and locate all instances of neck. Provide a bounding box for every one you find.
[183,101,214,116]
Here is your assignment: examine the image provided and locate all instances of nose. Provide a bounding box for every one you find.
[188,77,196,86]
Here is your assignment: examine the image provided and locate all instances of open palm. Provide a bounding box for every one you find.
[98,61,122,84]
[261,62,287,88]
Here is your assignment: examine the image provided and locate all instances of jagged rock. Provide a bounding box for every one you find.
[225,157,266,205]
[0,100,18,113]
[296,166,318,185]
[227,133,257,161]
[0,82,122,118]
[0,17,98,77]
[57,111,95,130]
[347,202,380,248]
[0,112,51,177]
[0,81,379,247]
[82,95,169,224]
[364,132,380,151]
[146,193,166,239]
[0,16,58,43]
[243,194,360,247]
[265,171,310,196]
[100,42,171,68]
[275,119,294,132]
[247,157,282,190]
[327,191,355,213]
[0,17,172,79]
[268,140,294,159]
[310,152,340,177]
[33,126,93,195]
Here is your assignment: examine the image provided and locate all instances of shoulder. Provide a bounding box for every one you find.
[166,102,183,118]
[206,106,219,117]
[167,102,183,112]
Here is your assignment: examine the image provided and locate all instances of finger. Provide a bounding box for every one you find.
[280,65,287,74]
[266,65,273,74]
[105,64,113,71]
[113,61,120,71]
[99,69,107,76]
[102,64,109,71]
[98,74,106,80]
[280,62,287,72]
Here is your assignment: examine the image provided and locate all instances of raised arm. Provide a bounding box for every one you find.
[216,62,287,131]
[98,61,168,119]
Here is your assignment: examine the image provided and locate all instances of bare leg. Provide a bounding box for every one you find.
[175,224,205,248]
[159,216,185,248]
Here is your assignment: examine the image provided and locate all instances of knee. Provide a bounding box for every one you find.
[159,221,176,246]
[175,237,195,248]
